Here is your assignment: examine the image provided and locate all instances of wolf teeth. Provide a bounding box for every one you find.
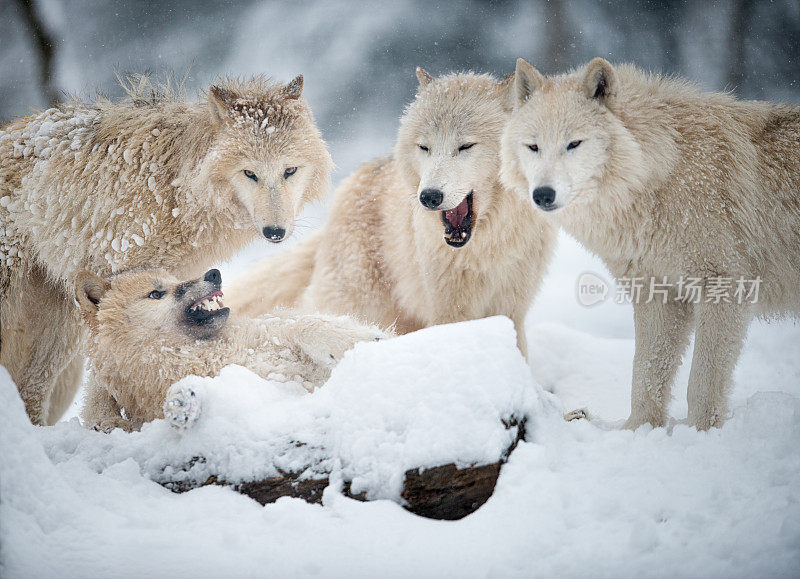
[191,294,224,312]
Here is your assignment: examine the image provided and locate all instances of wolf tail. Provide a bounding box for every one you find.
[225,230,321,317]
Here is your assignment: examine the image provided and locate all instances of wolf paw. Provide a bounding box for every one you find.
[163,383,201,430]
[359,326,391,344]
[297,317,387,366]
[564,408,591,422]
[323,326,388,363]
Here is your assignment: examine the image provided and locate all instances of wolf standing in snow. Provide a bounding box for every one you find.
[502,57,800,430]
[226,69,556,357]
[0,74,332,425]
[75,268,384,432]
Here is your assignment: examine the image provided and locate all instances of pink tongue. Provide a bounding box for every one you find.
[445,197,469,228]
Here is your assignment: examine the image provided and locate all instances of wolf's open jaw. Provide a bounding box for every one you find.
[442,192,474,247]
[187,290,230,326]
[190,291,224,312]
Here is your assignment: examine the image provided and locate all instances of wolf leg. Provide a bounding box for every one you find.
[686,300,750,430]
[260,312,386,367]
[46,353,85,424]
[512,315,529,361]
[0,265,83,425]
[80,376,131,432]
[624,299,694,430]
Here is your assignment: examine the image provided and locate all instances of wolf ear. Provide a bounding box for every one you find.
[415,67,434,89]
[281,75,304,100]
[515,58,544,105]
[208,85,237,123]
[498,72,517,111]
[76,270,111,327]
[582,57,616,102]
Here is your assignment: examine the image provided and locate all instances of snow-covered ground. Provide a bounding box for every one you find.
[2,226,800,577]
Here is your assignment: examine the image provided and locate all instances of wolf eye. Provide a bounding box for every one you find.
[527,144,539,153]
[148,290,166,300]
[418,145,429,152]
[283,167,298,179]
[243,170,258,182]
[567,140,582,151]
[458,143,476,152]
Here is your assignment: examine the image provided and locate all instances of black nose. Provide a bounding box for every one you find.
[532,186,556,209]
[204,268,221,285]
[262,226,286,242]
[419,188,444,209]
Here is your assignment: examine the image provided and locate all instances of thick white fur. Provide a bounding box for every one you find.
[76,268,384,432]
[227,70,557,356]
[502,58,800,430]
[0,74,332,424]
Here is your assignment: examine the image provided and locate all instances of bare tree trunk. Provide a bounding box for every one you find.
[15,0,60,108]
[645,0,684,74]
[727,0,755,96]
[543,0,574,74]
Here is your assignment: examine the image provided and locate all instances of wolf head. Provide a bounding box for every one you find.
[501,58,646,215]
[395,69,515,247]
[76,268,230,346]
[198,75,333,242]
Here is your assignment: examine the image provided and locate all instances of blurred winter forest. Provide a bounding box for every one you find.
[2,0,799,175]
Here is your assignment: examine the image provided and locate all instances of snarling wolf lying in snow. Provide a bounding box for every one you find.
[226,69,556,358]
[75,268,385,432]
[0,73,332,425]
[502,57,800,430]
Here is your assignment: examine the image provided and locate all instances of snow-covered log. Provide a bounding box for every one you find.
[164,417,525,520]
[40,318,542,520]
[145,319,542,519]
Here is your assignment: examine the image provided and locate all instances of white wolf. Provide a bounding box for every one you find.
[75,267,384,432]
[227,69,556,356]
[0,74,332,425]
[502,57,800,430]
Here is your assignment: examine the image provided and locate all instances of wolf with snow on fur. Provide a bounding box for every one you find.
[0,73,332,425]
[226,69,556,357]
[501,57,800,430]
[75,267,384,432]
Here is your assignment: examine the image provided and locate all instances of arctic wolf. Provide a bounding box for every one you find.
[227,69,557,356]
[0,73,332,425]
[501,57,800,430]
[76,268,384,432]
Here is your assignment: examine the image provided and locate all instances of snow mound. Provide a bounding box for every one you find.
[324,315,547,498]
[32,316,545,500]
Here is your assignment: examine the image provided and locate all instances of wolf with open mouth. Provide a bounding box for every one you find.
[0,73,333,427]
[75,267,385,432]
[227,68,556,358]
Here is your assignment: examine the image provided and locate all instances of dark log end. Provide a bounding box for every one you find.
[401,461,502,520]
